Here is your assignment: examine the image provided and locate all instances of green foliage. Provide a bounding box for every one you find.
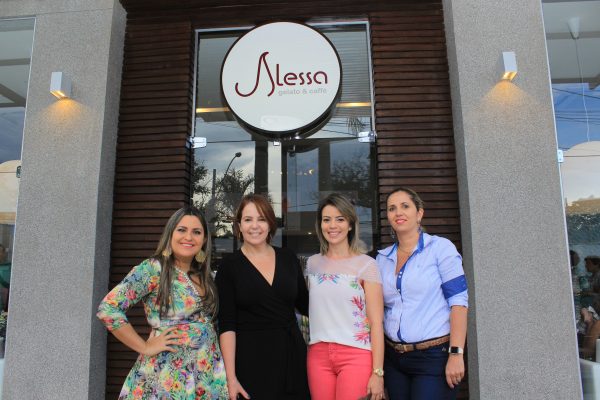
[330,151,375,209]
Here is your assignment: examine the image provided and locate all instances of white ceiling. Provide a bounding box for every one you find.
[543,1,600,34]
[542,0,600,82]
[1,5,597,100]
[0,19,34,107]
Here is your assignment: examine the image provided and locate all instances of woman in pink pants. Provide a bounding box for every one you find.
[306,194,385,400]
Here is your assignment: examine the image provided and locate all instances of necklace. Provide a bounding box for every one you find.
[174,266,202,299]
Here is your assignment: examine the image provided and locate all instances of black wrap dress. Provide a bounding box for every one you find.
[215,247,310,400]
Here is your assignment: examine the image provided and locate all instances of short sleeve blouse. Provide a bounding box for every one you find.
[306,253,381,350]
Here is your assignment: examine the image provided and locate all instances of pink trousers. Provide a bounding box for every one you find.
[307,342,373,400]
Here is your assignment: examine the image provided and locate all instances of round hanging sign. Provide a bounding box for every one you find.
[221,22,342,137]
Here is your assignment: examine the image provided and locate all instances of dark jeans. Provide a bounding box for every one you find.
[384,343,458,400]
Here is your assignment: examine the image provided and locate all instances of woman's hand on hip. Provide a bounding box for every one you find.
[227,377,250,399]
[445,354,465,388]
[142,327,182,356]
[367,374,385,400]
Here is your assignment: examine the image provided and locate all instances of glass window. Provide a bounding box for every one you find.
[192,23,378,264]
[0,18,35,361]
[543,0,600,380]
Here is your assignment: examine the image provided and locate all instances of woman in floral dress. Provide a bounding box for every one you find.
[97,207,228,400]
[305,194,385,400]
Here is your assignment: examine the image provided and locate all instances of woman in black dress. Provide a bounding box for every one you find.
[216,194,310,400]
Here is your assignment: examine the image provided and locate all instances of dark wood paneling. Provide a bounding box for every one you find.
[109,0,466,398]
[371,6,461,253]
[106,18,194,398]
[370,7,467,398]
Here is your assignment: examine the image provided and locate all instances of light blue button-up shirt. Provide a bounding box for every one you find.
[376,232,468,343]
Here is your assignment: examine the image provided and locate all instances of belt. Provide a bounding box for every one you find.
[385,334,450,353]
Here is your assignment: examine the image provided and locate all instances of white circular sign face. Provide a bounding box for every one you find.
[221,22,342,136]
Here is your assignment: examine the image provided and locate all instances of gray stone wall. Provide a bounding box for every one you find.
[1,1,125,399]
[443,0,581,398]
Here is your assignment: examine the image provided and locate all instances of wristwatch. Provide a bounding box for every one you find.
[373,368,384,377]
[448,346,464,355]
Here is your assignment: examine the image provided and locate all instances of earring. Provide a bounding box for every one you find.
[390,227,396,240]
[162,247,172,258]
[195,250,206,263]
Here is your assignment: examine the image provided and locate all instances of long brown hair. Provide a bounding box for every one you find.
[152,207,217,318]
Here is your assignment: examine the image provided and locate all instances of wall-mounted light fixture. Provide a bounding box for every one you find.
[189,136,207,149]
[50,72,71,99]
[358,130,377,143]
[501,51,517,81]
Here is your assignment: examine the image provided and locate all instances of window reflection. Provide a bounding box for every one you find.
[0,17,35,362]
[192,23,378,264]
[543,1,600,389]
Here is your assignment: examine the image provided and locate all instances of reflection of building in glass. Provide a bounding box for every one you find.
[562,141,600,206]
[0,18,34,395]
[193,25,378,261]
[568,198,600,215]
[545,2,600,389]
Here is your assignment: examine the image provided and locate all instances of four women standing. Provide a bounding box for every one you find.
[98,188,468,399]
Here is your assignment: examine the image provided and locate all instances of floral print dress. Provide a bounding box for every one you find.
[97,259,228,400]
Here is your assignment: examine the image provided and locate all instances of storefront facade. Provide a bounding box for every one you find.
[0,0,592,398]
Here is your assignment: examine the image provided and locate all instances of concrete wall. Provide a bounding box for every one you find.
[443,0,582,398]
[1,1,125,399]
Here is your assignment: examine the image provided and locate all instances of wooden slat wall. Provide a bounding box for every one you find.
[369,7,466,398]
[107,20,194,397]
[371,8,461,248]
[109,1,464,398]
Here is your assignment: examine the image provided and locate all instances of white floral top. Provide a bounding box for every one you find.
[306,253,382,350]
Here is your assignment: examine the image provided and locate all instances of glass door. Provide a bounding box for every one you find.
[192,23,379,263]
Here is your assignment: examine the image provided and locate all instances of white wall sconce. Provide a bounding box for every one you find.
[50,71,71,99]
[358,130,377,143]
[501,51,517,81]
[189,136,207,149]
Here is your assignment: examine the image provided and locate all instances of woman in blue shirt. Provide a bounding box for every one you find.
[376,187,468,399]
